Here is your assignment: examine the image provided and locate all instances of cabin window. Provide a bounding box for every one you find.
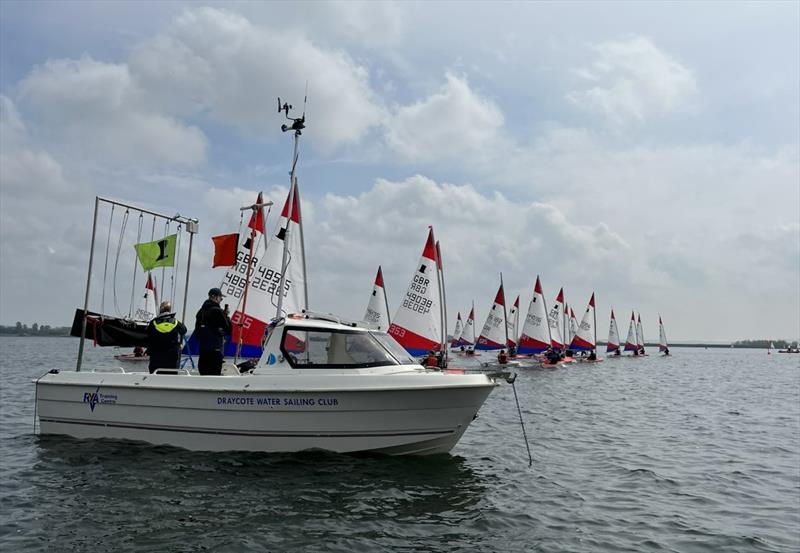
[370,331,417,365]
[280,328,410,369]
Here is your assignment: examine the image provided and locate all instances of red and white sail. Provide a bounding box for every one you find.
[658,316,668,352]
[519,276,551,353]
[568,306,579,345]
[548,287,565,348]
[134,273,158,322]
[476,284,507,350]
[569,293,596,351]
[506,295,520,348]
[363,266,390,331]
[450,312,463,347]
[225,188,307,353]
[623,311,638,352]
[607,309,621,353]
[388,228,442,356]
[459,306,477,346]
[636,313,645,351]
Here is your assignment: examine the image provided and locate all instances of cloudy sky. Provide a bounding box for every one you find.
[1,1,798,342]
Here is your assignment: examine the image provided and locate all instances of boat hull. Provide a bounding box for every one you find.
[36,371,495,455]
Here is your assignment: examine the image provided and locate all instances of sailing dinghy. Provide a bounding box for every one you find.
[36,101,495,455]
[518,276,551,355]
[569,293,600,361]
[607,309,621,356]
[636,313,646,355]
[507,295,520,353]
[363,266,391,331]
[658,315,670,355]
[450,312,463,347]
[624,312,639,355]
[548,288,566,351]
[388,228,443,357]
[476,283,507,350]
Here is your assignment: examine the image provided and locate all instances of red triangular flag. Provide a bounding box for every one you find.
[211,233,239,268]
[247,192,266,234]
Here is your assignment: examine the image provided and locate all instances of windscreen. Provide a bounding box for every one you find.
[370,331,418,365]
[281,328,402,369]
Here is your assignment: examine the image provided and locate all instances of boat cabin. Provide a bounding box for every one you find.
[252,313,422,375]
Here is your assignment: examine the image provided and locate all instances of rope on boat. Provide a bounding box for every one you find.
[128,212,144,318]
[507,372,533,467]
[100,204,115,317]
[112,208,130,317]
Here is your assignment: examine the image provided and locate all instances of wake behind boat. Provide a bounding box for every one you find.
[35,99,496,456]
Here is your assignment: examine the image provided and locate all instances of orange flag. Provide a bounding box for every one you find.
[211,233,238,267]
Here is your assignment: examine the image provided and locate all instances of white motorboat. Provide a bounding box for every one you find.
[36,313,496,455]
[35,98,497,455]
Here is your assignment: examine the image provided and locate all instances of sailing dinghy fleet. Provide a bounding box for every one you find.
[35,98,670,457]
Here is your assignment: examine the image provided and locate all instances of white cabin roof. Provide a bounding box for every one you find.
[280,313,371,333]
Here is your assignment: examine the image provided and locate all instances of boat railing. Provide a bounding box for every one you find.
[153,368,191,375]
[299,310,361,327]
[91,366,128,374]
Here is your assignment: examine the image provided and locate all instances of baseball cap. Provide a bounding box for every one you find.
[208,287,224,298]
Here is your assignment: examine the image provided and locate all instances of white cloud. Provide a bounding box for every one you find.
[385,73,505,163]
[129,7,385,152]
[568,36,697,124]
[17,56,207,167]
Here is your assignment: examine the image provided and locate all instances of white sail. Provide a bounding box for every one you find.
[519,275,551,353]
[507,295,520,348]
[476,284,507,350]
[607,309,620,352]
[222,187,307,352]
[133,273,157,322]
[387,228,442,356]
[548,287,565,348]
[450,312,463,346]
[624,312,638,352]
[363,266,390,331]
[568,306,578,345]
[658,315,668,352]
[570,293,596,351]
[636,314,645,350]
[460,306,476,346]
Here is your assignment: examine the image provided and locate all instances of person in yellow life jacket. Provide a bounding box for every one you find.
[146,301,187,374]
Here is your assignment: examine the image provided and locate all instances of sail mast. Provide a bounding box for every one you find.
[275,98,305,320]
[436,240,448,366]
[382,267,391,327]
[592,292,597,356]
[501,273,509,348]
[235,195,274,361]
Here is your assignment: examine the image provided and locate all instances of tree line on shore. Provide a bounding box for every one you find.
[732,339,797,349]
[0,323,71,336]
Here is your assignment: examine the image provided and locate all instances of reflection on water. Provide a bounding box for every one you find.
[1,337,799,552]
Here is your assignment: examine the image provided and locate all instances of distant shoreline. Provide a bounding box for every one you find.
[0,334,787,350]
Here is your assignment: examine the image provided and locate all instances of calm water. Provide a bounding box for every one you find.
[1,337,798,552]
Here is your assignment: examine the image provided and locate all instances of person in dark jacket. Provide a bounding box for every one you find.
[195,288,232,376]
[146,301,187,374]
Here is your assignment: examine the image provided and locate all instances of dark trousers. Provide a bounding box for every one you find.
[198,350,224,376]
[148,353,180,374]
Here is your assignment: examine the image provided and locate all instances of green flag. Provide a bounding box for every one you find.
[134,234,177,271]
